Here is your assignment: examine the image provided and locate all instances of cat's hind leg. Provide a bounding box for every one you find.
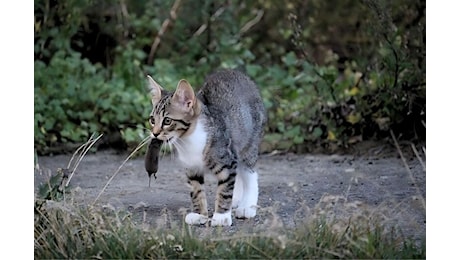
[232,173,243,209]
[234,168,258,219]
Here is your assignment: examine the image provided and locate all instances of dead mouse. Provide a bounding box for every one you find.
[145,138,162,187]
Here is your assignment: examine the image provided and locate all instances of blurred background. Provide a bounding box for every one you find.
[34,0,425,155]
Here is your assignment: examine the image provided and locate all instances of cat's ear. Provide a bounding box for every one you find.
[172,79,196,113]
[147,75,163,104]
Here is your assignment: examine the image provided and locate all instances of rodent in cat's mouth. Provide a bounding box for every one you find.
[151,136,173,142]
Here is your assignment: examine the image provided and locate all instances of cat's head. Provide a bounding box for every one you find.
[146,75,201,141]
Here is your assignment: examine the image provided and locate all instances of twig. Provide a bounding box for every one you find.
[410,142,425,172]
[148,0,182,65]
[119,0,129,19]
[92,135,152,205]
[390,130,426,210]
[288,13,338,103]
[240,10,264,34]
[119,0,130,36]
[192,7,225,37]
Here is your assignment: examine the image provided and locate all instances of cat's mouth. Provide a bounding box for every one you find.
[154,136,173,143]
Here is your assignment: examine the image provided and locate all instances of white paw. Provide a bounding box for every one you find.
[235,205,257,219]
[185,213,209,225]
[211,212,232,226]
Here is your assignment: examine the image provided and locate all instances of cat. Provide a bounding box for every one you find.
[146,69,266,226]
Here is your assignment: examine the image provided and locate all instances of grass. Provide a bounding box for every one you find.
[34,135,425,259]
[34,186,425,259]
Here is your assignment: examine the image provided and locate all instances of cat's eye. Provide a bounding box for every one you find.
[163,117,172,126]
[149,116,155,125]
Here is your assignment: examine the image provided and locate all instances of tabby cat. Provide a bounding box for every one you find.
[146,69,266,226]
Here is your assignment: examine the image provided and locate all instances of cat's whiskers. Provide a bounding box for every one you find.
[156,139,166,161]
[141,135,153,147]
[164,137,174,160]
[165,140,177,162]
[170,136,187,159]
[139,126,153,132]
[159,134,177,161]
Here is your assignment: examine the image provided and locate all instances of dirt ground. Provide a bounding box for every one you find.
[34,142,426,242]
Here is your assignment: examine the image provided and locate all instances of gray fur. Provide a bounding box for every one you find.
[198,69,267,168]
[147,69,266,225]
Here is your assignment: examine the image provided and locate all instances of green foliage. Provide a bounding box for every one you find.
[36,168,68,203]
[34,50,151,152]
[34,0,425,154]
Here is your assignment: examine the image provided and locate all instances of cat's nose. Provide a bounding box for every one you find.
[152,126,161,138]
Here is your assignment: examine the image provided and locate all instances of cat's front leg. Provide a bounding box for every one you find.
[212,168,237,226]
[185,170,209,225]
[211,211,232,226]
[185,213,209,225]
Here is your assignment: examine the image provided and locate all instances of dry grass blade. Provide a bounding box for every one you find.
[411,143,425,172]
[390,130,426,210]
[66,134,93,169]
[245,240,274,260]
[92,135,152,205]
[66,133,103,187]
[210,234,272,242]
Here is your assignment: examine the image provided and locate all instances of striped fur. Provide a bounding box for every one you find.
[147,70,266,226]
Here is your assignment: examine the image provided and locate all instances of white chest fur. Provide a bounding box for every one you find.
[176,118,207,169]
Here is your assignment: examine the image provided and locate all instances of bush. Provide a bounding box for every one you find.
[34,0,425,154]
[34,50,150,153]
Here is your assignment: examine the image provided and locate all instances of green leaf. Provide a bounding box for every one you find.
[282,52,298,67]
[293,135,304,144]
[312,127,323,138]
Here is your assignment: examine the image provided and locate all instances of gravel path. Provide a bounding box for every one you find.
[35,147,426,241]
